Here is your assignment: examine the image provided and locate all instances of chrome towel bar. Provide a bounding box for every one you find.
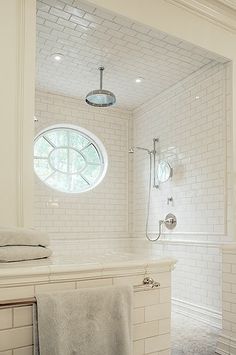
[0,297,36,309]
[0,277,160,308]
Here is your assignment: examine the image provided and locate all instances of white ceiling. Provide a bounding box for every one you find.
[36,0,228,110]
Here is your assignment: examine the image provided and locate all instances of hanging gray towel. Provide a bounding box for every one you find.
[34,285,133,355]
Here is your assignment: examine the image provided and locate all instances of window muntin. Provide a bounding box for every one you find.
[34,125,107,193]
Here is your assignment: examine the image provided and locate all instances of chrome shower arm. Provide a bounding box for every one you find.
[136,146,152,154]
[129,146,152,154]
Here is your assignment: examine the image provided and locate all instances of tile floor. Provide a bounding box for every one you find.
[171,312,220,355]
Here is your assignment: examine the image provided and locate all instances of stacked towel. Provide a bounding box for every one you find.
[0,227,52,262]
[34,285,133,355]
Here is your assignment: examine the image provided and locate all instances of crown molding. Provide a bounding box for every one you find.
[165,0,236,33]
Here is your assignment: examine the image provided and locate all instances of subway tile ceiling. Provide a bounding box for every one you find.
[36,0,228,110]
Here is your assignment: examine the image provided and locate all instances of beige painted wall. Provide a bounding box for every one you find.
[0,0,35,227]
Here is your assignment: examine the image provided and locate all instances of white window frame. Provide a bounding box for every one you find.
[34,124,108,193]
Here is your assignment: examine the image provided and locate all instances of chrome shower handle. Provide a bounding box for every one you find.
[159,213,177,232]
[164,213,177,229]
[165,217,175,225]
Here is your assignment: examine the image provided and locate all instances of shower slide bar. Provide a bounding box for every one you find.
[0,278,160,309]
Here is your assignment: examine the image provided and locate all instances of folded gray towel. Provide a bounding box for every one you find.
[34,285,133,355]
[0,227,49,247]
[0,246,52,262]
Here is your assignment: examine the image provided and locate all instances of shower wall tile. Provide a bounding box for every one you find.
[34,90,132,241]
[131,62,233,324]
[0,267,172,354]
[217,246,236,355]
[36,0,227,111]
[133,62,230,237]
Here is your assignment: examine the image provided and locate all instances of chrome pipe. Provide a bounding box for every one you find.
[0,297,36,309]
[153,138,159,189]
[128,146,152,154]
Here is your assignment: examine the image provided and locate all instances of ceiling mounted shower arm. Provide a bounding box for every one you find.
[85,66,116,107]
[153,138,159,189]
[99,66,104,90]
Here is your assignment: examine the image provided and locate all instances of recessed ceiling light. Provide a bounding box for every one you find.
[34,116,38,122]
[51,53,64,62]
[135,77,144,83]
[195,95,200,100]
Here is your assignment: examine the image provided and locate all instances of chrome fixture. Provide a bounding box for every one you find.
[143,277,160,288]
[167,197,173,205]
[128,146,152,154]
[148,213,177,242]
[129,138,159,188]
[85,67,116,107]
[163,213,177,230]
[152,138,159,188]
[128,139,175,242]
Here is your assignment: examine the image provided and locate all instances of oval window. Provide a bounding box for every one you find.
[34,125,108,193]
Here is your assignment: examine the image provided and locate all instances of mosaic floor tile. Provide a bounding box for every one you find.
[171,312,220,355]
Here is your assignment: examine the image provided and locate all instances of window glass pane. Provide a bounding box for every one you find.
[46,172,71,193]
[34,125,107,193]
[69,131,89,150]
[70,174,90,192]
[34,159,54,180]
[83,144,100,163]
[82,164,101,183]
[34,137,53,157]
[45,129,68,147]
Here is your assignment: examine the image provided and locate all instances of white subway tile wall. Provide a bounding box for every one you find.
[33,60,233,329]
[0,273,172,355]
[34,90,132,239]
[217,247,236,354]
[132,62,230,236]
[36,0,227,110]
[130,62,233,322]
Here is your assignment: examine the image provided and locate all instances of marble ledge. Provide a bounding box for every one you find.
[0,253,177,287]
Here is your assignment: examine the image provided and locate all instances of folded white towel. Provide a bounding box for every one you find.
[34,285,133,355]
[0,227,49,247]
[0,246,52,262]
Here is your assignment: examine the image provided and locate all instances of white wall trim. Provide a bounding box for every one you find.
[165,0,236,34]
[16,0,35,227]
[16,0,25,226]
[131,234,234,247]
[172,298,222,329]
[158,239,234,247]
[216,333,236,355]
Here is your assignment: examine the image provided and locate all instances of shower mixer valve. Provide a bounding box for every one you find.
[160,213,177,230]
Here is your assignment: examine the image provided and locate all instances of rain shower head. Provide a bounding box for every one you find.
[86,67,116,107]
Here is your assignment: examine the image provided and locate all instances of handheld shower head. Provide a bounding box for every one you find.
[128,147,135,154]
[129,146,152,154]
